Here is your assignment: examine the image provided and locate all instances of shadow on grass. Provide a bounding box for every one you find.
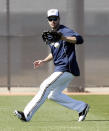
[86,120,109,122]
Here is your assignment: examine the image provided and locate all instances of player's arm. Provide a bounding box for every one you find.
[33,53,53,69]
[42,53,53,63]
[61,35,84,44]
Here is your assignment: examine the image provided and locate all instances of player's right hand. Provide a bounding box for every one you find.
[33,60,44,69]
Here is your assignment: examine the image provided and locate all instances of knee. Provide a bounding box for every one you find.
[48,91,59,101]
[48,93,54,100]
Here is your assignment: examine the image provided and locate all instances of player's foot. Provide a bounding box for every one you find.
[14,110,27,122]
[78,104,90,122]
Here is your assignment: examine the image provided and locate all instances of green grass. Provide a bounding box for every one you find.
[0,95,109,131]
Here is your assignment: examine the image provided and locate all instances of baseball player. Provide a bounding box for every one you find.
[14,9,89,122]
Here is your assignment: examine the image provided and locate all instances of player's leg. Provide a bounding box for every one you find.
[48,72,89,121]
[22,72,63,121]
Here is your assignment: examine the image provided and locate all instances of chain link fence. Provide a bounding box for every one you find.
[0,0,109,90]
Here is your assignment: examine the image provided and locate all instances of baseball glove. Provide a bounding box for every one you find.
[42,31,62,44]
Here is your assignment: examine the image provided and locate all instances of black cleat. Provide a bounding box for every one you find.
[78,104,90,122]
[14,110,27,122]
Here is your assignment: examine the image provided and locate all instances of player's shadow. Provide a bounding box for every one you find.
[86,120,109,122]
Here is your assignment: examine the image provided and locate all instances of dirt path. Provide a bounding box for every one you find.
[0,87,109,96]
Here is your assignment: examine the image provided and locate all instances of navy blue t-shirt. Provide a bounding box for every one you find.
[49,25,84,76]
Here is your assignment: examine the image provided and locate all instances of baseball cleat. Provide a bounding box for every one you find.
[78,104,90,122]
[14,110,27,122]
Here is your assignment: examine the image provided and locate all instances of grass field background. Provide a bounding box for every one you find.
[0,95,109,131]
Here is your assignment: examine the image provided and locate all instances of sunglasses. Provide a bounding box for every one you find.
[48,17,58,22]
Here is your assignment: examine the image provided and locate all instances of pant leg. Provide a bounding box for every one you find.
[23,72,63,121]
[48,72,87,113]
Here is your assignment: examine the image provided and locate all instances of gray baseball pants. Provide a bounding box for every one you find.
[23,72,87,121]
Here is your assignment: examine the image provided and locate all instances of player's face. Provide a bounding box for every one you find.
[48,16,60,30]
